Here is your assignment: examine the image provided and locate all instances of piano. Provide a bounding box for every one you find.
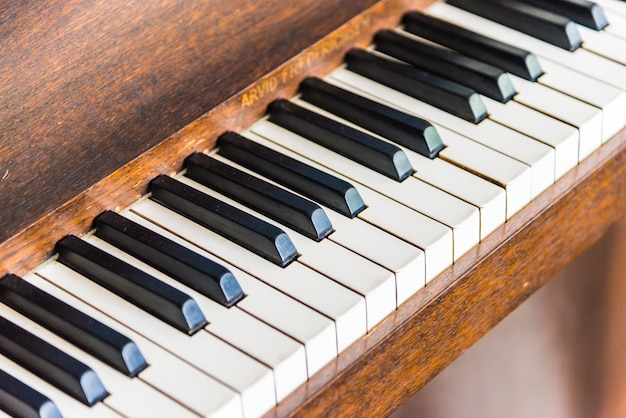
[0,0,625,416]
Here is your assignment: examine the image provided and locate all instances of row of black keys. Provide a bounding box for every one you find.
[2,0,614,415]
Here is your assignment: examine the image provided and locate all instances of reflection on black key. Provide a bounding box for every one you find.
[150,175,298,267]
[516,0,608,30]
[217,132,366,218]
[95,211,244,307]
[186,154,333,241]
[0,369,62,418]
[0,274,147,377]
[268,98,414,181]
[374,30,516,103]
[345,49,487,123]
[56,235,207,335]
[402,12,543,81]
[299,77,444,158]
[0,316,107,406]
[446,0,582,51]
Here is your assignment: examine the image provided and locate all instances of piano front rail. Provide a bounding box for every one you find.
[0,0,624,416]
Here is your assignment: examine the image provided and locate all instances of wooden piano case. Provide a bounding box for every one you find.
[1,0,624,416]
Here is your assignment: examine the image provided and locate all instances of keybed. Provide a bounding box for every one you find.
[2,1,626,417]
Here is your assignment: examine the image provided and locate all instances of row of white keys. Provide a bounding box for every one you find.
[0,353,119,418]
[129,199,368,355]
[249,120,480,260]
[240,131,454,282]
[291,98,507,240]
[80,235,307,404]
[34,261,277,417]
[0,298,203,418]
[327,69,533,218]
[90,219,337,379]
[173,174,397,332]
[210,152,426,306]
[426,3,626,97]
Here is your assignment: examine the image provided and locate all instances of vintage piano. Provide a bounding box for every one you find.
[1,0,625,416]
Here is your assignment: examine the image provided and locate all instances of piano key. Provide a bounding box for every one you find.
[250,119,480,259]
[516,0,608,30]
[94,210,244,308]
[298,77,444,159]
[479,96,579,179]
[55,235,206,335]
[446,0,583,51]
[345,48,488,123]
[400,11,544,81]
[0,354,120,418]
[328,69,537,213]
[150,175,298,267]
[0,315,107,406]
[600,7,626,39]
[210,153,426,305]
[536,59,625,141]
[217,131,367,218]
[128,200,368,353]
[25,272,271,418]
[374,29,517,102]
[593,0,626,17]
[185,153,333,241]
[268,98,413,181]
[0,300,211,418]
[90,230,336,380]
[0,368,62,418]
[0,274,147,378]
[577,24,626,65]
[427,2,626,92]
[175,175,397,332]
[240,131,454,281]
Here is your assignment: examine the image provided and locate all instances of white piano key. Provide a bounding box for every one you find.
[23,273,275,418]
[175,175,396,332]
[509,74,603,157]
[210,152,427,306]
[328,69,533,218]
[601,8,626,39]
[594,0,626,18]
[578,24,626,65]
[426,2,626,93]
[0,354,121,418]
[128,200,368,354]
[90,230,336,380]
[0,302,205,418]
[291,98,507,240]
[250,120,480,260]
[242,131,454,282]
[538,58,626,138]
[83,236,308,404]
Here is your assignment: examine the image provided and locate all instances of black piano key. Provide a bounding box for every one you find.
[345,48,487,123]
[0,274,147,377]
[150,175,298,267]
[268,98,414,181]
[299,77,444,158]
[94,211,245,307]
[516,0,608,30]
[401,12,544,81]
[217,131,367,218]
[374,30,516,103]
[55,235,207,335]
[0,369,62,418]
[0,316,107,406]
[185,153,333,241]
[446,0,583,51]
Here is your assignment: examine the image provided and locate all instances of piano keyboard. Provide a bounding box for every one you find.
[2,0,626,416]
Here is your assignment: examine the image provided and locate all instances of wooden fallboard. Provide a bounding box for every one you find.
[0,0,624,416]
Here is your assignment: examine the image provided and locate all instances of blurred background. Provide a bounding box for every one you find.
[391,217,626,418]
